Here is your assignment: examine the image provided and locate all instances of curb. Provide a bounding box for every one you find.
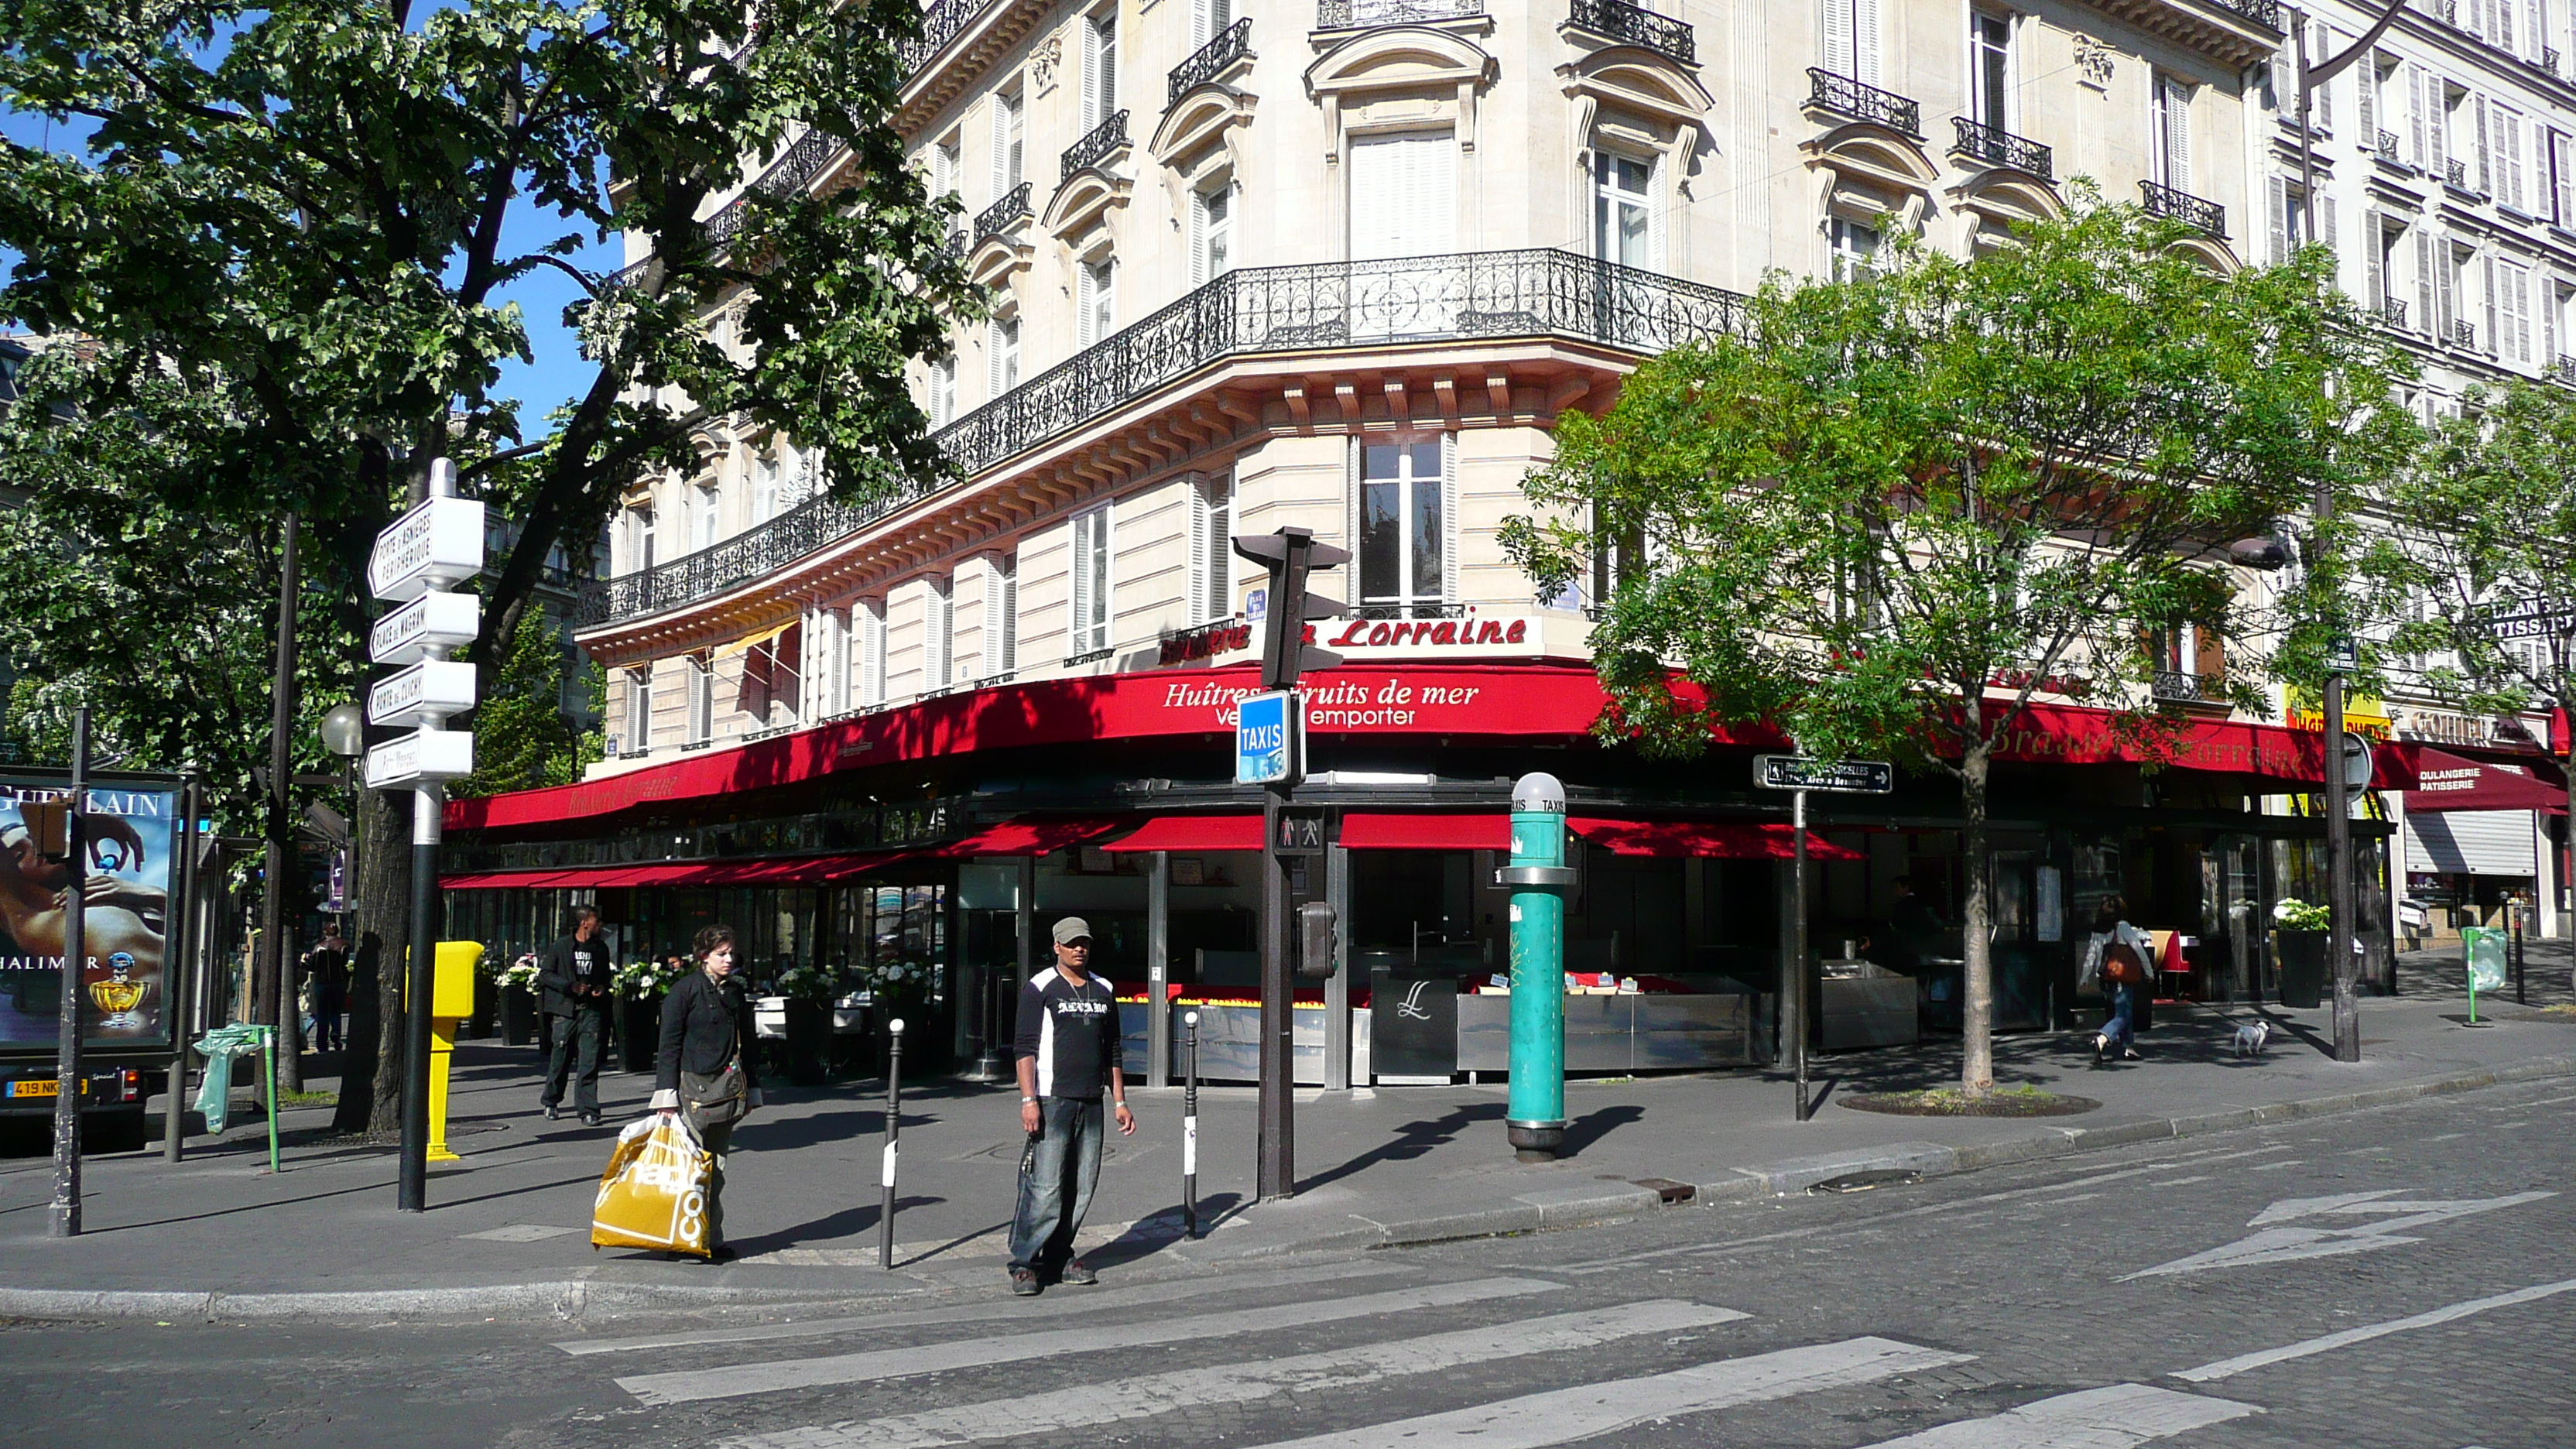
[8,1053,2571,1321]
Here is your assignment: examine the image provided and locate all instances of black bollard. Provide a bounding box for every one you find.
[1183,1009,1200,1240]
[879,1018,904,1271]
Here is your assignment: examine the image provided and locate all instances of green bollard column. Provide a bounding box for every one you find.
[1505,772,1573,1161]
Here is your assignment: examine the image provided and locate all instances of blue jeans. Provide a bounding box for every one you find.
[1009,1097,1105,1274]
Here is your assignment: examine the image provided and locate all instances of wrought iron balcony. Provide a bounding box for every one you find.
[942,228,968,259]
[2379,296,2406,328]
[900,0,999,77]
[1806,69,1920,135]
[2208,0,2282,26]
[2453,318,2477,348]
[2548,46,2563,75]
[2446,157,2469,190]
[596,249,1748,624]
[1316,0,1485,29]
[2556,354,2576,384]
[2153,670,2225,704]
[975,181,1033,242]
[1950,118,2053,181]
[2139,180,2225,238]
[2375,129,2400,161]
[1060,111,1129,182]
[1567,0,1695,63]
[1170,18,1252,106]
[704,127,844,248]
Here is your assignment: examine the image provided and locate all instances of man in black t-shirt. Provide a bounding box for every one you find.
[1005,916,1135,1295]
[536,906,614,1125]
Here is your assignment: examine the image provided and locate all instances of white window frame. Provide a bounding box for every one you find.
[1082,8,1118,133]
[2153,74,2192,193]
[987,316,1020,399]
[687,653,714,745]
[931,355,957,426]
[1193,0,1233,48]
[1828,216,1881,279]
[1821,0,1881,84]
[858,598,888,707]
[984,552,1019,677]
[1968,10,2012,130]
[625,666,653,753]
[693,481,720,550]
[825,607,852,717]
[924,574,954,690]
[1354,434,1451,616]
[1077,259,1115,347]
[632,505,656,571]
[1592,150,1658,269]
[991,85,1024,197]
[1069,502,1114,655]
[1191,181,1234,285]
[1187,471,1234,625]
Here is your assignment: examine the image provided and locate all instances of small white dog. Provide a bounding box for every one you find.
[2231,1019,2273,1060]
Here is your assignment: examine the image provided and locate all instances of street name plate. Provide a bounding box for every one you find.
[1756,754,1895,793]
[364,727,475,789]
[2485,611,2574,641]
[368,495,486,603]
[368,659,479,729]
[370,590,481,666]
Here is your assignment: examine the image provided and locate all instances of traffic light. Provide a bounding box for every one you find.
[1231,526,1350,690]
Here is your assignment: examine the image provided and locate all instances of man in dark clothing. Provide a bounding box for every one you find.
[1006,916,1135,1296]
[536,906,614,1125]
[303,929,350,1053]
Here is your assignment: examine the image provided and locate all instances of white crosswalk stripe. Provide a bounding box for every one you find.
[1849,1384,2261,1447]
[721,1299,1750,1449]
[614,1276,1558,1406]
[1228,1337,1976,1449]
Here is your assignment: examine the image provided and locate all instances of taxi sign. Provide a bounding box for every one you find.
[1235,690,1297,786]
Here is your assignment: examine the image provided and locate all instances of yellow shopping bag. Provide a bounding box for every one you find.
[591,1115,714,1256]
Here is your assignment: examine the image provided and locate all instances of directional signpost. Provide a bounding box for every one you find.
[1755,754,1894,1122]
[366,460,482,1211]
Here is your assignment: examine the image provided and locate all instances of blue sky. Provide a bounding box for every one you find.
[2,100,614,443]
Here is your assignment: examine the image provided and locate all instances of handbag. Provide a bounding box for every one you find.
[677,978,754,1134]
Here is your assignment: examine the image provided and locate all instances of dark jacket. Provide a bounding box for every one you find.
[656,968,759,1093]
[536,933,613,1016]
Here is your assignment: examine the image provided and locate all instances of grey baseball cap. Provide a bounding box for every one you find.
[1052,916,1093,945]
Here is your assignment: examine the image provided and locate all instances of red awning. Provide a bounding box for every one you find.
[1341,812,1513,850]
[1102,814,1264,852]
[923,817,1127,857]
[2401,748,2567,814]
[1569,817,1868,861]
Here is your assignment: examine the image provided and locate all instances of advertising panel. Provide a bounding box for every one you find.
[0,775,182,1052]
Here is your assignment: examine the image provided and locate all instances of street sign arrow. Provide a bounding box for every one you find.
[363,726,476,789]
[369,496,486,603]
[1755,755,1896,793]
[368,659,479,730]
[369,590,482,667]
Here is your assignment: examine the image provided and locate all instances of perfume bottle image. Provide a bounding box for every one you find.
[87,951,152,1030]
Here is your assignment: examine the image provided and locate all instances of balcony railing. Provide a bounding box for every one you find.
[2153,670,2225,704]
[1060,111,1129,182]
[2453,318,2477,348]
[1806,69,1920,135]
[2379,296,2406,328]
[2375,129,2400,161]
[975,181,1033,242]
[1317,0,1485,28]
[1169,17,1252,106]
[2208,0,2282,26]
[899,0,999,77]
[2139,180,2226,238]
[2446,157,2470,190]
[1950,117,2053,182]
[2556,354,2576,384]
[597,248,1748,624]
[1567,0,1695,63]
[704,127,844,248]
[2547,46,2563,75]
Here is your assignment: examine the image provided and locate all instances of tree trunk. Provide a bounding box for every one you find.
[329,783,413,1135]
[1960,748,1995,1097]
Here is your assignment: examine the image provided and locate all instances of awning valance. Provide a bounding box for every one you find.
[1341,812,1511,850]
[1569,817,1867,861]
[2401,748,2567,815]
[1102,814,1263,852]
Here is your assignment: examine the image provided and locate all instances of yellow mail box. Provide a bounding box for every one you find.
[403,940,486,1018]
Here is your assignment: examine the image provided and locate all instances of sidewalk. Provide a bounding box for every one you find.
[2,983,2569,1322]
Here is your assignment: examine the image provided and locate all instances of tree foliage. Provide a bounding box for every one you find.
[454,606,600,796]
[1507,201,2418,1092]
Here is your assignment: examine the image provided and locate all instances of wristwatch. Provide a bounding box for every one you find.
[1022,1095,1037,1104]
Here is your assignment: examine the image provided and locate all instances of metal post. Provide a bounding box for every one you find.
[262,512,303,1094]
[1504,774,1569,1160]
[2513,899,2528,1005]
[2324,675,2360,1061]
[50,708,91,1238]
[262,1024,281,1175]
[1148,851,1170,1087]
[1182,1009,1200,1238]
[398,780,440,1211]
[880,1018,904,1270]
[1793,790,1814,1122]
[163,776,199,1163]
[1323,840,1351,1091]
[1257,787,1293,1200]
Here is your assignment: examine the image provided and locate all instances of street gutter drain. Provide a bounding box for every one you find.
[1632,1178,1696,1204]
[1809,1169,1921,1195]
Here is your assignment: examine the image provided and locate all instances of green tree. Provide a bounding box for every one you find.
[1508,202,2417,1095]
[2363,380,2576,940]
[0,0,978,1131]
[455,608,601,796]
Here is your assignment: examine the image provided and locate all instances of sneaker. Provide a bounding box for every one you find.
[580,1112,602,1127]
[708,1244,738,1263]
[543,1102,561,1120]
[1009,1268,1041,1297]
[1060,1259,1098,1286]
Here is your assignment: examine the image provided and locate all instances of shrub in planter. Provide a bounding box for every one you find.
[611,959,685,1073]
[497,954,543,1046]
[2272,899,2330,1009]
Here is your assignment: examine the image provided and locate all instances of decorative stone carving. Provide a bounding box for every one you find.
[2071,34,2114,88]
[1031,35,1063,94]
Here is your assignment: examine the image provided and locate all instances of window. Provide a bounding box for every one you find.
[987,317,1019,398]
[824,607,852,717]
[2364,211,2397,313]
[687,654,714,745]
[858,599,888,707]
[990,87,1023,196]
[1969,12,2011,129]
[1192,183,1234,285]
[1592,152,1656,268]
[750,453,779,526]
[693,481,719,550]
[2554,131,2576,223]
[625,667,653,752]
[632,505,656,571]
[1188,471,1233,625]
[1083,9,1118,132]
[1347,132,1454,262]
[1828,217,1880,279]
[924,575,954,689]
[2307,24,2333,132]
[1193,0,1234,47]
[2153,75,2192,192]
[1069,503,1112,654]
[2496,259,2533,364]
[931,355,957,426]
[2266,177,2332,265]
[1821,0,1881,84]
[2360,53,2386,153]
[2496,106,2529,211]
[985,553,1019,677]
[1077,259,1115,347]
[1358,437,1446,615]
[931,133,961,203]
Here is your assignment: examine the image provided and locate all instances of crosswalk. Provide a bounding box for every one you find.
[550,1267,2524,1448]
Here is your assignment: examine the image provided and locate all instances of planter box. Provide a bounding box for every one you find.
[618,996,660,1073]
[502,986,540,1046]
[2275,930,2327,1009]
[783,999,832,1086]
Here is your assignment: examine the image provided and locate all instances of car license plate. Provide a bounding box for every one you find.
[9,1079,60,1098]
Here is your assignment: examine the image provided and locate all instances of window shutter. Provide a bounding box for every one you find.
[2475,96,2493,194]
[860,601,886,706]
[2363,211,2383,309]
[1000,556,1019,672]
[1822,0,1852,77]
[1647,152,1668,270]
[2162,78,2192,192]
[1081,15,1100,131]
[2485,254,2500,355]
[1190,190,1208,287]
[2409,66,2428,170]
[2417,229,2438,334]
[1188,474,1214,625]
[2267,176,2290,264]
[2544,283,2561,372]
[2314,26,2333,132]
[2357,53,2376,146]
[2557,134,2576,224]
[2512,267,2533,364]
[1193,0,1211,50]
[989,96,1009,198]
[1077,263,1098,346]
[1439,431,1461,604]
[2321,194,2339,265]
[1854,0,1880,84]
[1344,436,1362,584]
[1070,512,1093,651]
[2506,112,2526,210]
[2427,77,2448,182]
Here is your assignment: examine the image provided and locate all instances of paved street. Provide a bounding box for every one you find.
[5,1073,2568,1448]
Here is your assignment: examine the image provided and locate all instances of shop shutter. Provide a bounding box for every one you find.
[2405,809,2537,875]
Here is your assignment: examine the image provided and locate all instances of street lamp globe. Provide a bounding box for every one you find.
[318,702,365,759]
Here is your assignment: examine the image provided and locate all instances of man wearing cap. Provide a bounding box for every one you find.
[1006,916,1134,1295]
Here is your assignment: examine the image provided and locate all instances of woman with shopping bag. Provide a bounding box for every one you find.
[649,923,762,1262]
